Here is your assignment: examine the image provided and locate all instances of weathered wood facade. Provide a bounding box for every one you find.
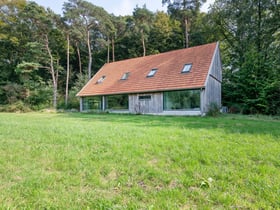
[201,43,222,113]
[129,93,163,114]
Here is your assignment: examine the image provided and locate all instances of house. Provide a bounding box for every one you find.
[77,42,222,115]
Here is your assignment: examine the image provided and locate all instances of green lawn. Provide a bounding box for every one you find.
[0,112,279,209]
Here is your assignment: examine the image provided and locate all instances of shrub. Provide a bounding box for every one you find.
[0,101,31,113]
[228,104,242,114]
[263,81,280,115]
[206,103,221,117]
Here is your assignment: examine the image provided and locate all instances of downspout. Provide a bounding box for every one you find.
[80,97,83,112]
[200,88,205,116]
[102,96,106,111]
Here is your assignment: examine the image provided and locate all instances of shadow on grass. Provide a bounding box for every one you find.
[57,112,280,138]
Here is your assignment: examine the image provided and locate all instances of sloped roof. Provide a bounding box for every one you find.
[77,42,218,97]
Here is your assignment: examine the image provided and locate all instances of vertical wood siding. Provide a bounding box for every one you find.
[202,44,222,113]
[129,93,163,114]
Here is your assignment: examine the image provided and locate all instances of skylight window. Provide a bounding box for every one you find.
[96,75,106,84]
[181,64,192,73]
[147,68,157,77]
[121,72,130,80]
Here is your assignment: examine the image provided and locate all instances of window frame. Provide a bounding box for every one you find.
[105,94,129,110]
[139,95,152,100]
[181,64,192,73]
[96,75,106,84]
[163,89,200,111]
[147,68,158,77]
[82,96,102,111]
[121,72,130,80]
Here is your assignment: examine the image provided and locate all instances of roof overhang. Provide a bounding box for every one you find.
[77,86,205,97]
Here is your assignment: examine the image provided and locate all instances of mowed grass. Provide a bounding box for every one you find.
[0,113,279,209]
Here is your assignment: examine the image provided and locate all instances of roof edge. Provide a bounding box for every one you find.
[76,64,108,97]
[204,42,220,87]
[77,86,206,97]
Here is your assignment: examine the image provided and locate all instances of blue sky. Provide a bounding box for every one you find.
[32,0,214,16]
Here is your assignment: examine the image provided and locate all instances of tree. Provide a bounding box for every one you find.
[133,5,154,56]
[0,0,27,84]
[162,0,206,48]
[93,11,115,63]
[60,22,70,107]
[150,11,183,52]
[109,16,134,61]
[210,0,280,114]
[20,2,65,108]
[15,61,52,108]
[63,0,113,80]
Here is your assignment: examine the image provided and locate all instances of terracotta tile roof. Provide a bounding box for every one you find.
[77,42,217,97]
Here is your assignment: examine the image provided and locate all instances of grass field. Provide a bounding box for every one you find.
[0,112,279,209]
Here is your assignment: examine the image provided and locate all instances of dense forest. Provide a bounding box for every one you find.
[0,0,279,114]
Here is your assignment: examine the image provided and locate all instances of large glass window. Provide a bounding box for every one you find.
[82,96,102,111]
[106,94,128,110]
[163,89,200,110]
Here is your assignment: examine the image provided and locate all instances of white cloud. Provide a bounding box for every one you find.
[201,0,215,12]
[112,0,133,16]
[111,0,166,16]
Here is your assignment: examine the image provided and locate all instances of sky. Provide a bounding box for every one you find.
[32,0,214,16]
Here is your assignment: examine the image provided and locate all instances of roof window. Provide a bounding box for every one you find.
[147,68,157,77]
[121,72,130,80]
[181,64,192,73]
[96,75,106,84]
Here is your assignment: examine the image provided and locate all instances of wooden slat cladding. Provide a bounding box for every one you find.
[129,93,163,114]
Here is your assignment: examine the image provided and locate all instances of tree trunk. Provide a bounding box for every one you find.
[107,37,110,63]
[65,33,70,107]
[141,30,146,57]
[76,42,82,74]
[87,28,92,80]
[53,82,57,109]
[184,17,189,48]
[45,35,57,109]
[257,0,262,53]
[112,37,115,62]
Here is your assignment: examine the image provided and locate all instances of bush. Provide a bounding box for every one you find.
[25,86,52,108]
[228,104,242,114]
[206,103,221,117]
[263,81,280,115]
[1,83,26,104]
[0,101,31,113]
